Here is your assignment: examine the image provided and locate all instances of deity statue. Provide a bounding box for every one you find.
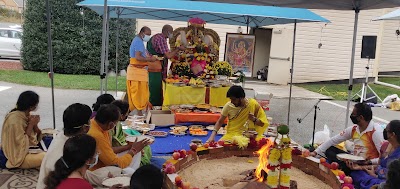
[169,18,220,78]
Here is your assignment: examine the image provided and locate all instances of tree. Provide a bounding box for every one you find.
[21,0,136,75]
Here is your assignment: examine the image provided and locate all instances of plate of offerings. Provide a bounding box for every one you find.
[189,128,208,136]
[126,135,155,144]
[196,103,211,110]
[148,131,168,137]
[180,104,195,109]
[175,108,192,113]
[170,126,188,132]
[337,153,365,162]
[169,130,187,136]
[102,176,130,187]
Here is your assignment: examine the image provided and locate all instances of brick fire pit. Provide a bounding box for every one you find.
[162,145,341,189]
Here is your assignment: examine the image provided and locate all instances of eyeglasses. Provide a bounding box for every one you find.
[73,124,90,129]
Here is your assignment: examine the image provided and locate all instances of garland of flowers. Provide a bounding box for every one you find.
[266,125,292,189]
[213,61,232,76]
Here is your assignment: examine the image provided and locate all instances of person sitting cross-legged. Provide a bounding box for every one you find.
[36,103,122,189]
[310,103,385,175]
[88,104,150,175]
[110,100,152,166]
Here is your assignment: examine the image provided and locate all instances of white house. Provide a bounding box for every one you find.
[137,7,400,84]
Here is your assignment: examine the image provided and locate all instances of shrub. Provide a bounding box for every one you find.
[21,0,136,74]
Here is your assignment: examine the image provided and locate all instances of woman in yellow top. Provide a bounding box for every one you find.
[127,26,158,116]
[207,86,269,142]
[1,91,45,169]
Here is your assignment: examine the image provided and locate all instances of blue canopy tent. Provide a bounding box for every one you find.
[77,0,329,125]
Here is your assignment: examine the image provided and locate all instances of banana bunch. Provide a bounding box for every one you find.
[189,78,197,85]
[189,78,205,85]
[196,78,205,85]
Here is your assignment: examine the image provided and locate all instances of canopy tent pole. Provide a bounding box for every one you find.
[345,8,360,128]
[246,17,250,34]
[104,6,111,94]
[115,8,121,97]
[100,0,108,94]
[287,20,297,126]
[46,0,56,129]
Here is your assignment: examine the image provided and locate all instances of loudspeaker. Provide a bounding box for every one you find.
[361,36,377,59]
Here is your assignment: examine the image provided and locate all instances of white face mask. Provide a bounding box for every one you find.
[143,35,151,42]
[168,32,173,39]
[87,153,99,169]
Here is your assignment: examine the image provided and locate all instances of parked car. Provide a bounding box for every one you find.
[0,26,22,58]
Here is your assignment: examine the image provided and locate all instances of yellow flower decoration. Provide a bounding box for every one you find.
[201,57,205,60]
[232,135,250,149]
[280,173,291,186]
[266,174,279,187]
[194,52,199,57]
[282,147,292,162]
[268,148,281,164]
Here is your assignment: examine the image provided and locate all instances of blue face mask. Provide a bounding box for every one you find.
[87,153,99,169]
[143,35,151,42]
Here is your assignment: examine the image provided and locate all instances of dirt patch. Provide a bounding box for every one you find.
[0,60,23,70]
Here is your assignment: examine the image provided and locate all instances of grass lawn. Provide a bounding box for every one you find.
[0,70,127,91]
[297,80,400,101]
[379,77,400,86]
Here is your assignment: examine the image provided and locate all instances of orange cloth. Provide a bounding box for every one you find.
[87,119,132,170]
[174,112,228,124]
[127,58,150,111]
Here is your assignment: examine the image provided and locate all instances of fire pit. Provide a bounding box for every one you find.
[177,156,331,189]
[162,125,342,189]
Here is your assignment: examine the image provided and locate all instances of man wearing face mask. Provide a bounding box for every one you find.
[206,86,269,143]
[310,103,384,175]
[127,26,157,116]
[88,104,150,176]
[146,24,186,107]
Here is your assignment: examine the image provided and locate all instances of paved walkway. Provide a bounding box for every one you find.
[243,80,331,99]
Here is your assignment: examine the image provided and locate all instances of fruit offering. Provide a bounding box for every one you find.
[189,127,208,136]
[164,163,176,174]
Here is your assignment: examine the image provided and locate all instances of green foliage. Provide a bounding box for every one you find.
[21,0,136,74]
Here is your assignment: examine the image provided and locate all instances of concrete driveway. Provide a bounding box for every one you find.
[0,81,398,145]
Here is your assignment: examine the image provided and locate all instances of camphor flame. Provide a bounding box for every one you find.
[255,138,274,182]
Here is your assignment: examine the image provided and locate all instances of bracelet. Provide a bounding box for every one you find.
[212,129,218,133]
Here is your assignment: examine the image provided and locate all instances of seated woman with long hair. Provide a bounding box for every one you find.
[44,134,98,189]
[1,90,44,169]
[44,134,121,189]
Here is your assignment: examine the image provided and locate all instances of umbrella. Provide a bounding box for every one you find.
[189,0,400,128]
[78,0,329,106]
[373,8,400,20]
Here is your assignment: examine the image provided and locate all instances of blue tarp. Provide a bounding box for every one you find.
[77,0,329,27]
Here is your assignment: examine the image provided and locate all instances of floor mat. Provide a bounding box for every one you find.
[0,174,13,187]
[0,169,39,189]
